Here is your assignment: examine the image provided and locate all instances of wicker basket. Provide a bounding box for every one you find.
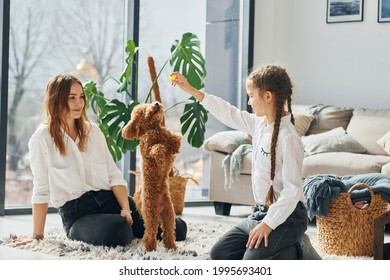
[129,170,198,215]
[317,183,388,257]
[168,176,189,215]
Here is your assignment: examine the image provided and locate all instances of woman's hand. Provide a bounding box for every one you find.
[12,237,33,247]
[112,186,133,225]
[12,233,43,247]
[120,209,133,225]
[246,222,272,250]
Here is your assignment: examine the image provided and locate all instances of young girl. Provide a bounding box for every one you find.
[25,74,187,247]
[171,65,320,260]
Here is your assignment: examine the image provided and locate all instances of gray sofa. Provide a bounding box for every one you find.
[203,104,390,215]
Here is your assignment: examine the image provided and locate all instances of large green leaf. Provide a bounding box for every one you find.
[100,99,140,160]
[170,33,206,90]
[118,40,138,97]
[84,80,107,115]
[99,122,125,162]
[170,33,208,147]
[180,97,208,148]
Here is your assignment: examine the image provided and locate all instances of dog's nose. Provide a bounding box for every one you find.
[155,102,160,107]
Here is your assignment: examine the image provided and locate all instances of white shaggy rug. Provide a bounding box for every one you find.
[0,222,228,260]
[0,222,374,260]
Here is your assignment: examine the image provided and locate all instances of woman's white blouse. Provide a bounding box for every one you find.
[201,94,305,229]
[28,123,128,208]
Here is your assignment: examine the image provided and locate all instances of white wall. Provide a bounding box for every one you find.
[253,0,390,109]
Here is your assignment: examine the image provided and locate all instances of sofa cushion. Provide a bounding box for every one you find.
[203,131,252,154]
[382,162,390,177]
[377,131,390,155]
[303,152,390,178]
[301,127,366,156]
[294,114,315,137]
[307,105,353,135]
[346,109,390,155]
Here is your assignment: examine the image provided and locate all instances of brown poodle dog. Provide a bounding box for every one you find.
[122,102,182,251]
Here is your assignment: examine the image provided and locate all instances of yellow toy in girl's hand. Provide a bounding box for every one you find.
[169,74,176,81]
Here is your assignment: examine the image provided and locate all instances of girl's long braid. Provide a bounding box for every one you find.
[265,95,284,205]
[249,65,294,206]
[287,95,294,125]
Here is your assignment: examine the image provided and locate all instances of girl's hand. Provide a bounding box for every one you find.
[169,72,193,93]
[169,72,205,102]
[246,222,272,249]
[120,209,133,225]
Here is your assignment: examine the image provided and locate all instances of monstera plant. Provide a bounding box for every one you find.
[84,33,208,162]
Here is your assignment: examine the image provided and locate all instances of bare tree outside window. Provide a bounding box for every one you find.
[7,1,55,174]
[5,0,126,208]
[54,0,125,88]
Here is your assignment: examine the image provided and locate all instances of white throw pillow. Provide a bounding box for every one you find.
[302,127,367,156]
[377,131,390,155]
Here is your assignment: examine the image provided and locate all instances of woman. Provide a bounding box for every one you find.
[26,74,186,247]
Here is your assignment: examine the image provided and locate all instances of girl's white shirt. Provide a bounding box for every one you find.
[28,122,128,208]
[202,94,305,229]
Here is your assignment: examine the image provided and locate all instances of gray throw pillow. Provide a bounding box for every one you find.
[302,127,367,156]
[307,106,353,135]
[203,131,252,153]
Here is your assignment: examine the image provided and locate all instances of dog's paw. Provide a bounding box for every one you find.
[143,236,157,252]
[144,243,157,252]
[166,243,177,251]
[163,239,177,251]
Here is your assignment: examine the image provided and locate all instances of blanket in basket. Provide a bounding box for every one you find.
[303,173,390,220]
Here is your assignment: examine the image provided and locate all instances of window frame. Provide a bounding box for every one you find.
[0,0,10,216]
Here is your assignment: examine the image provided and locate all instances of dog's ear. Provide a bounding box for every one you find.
[122,120,139,139]
[122,104,147,139]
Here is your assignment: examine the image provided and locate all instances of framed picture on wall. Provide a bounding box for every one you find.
[326,0,364,23]
[378,0,390,22]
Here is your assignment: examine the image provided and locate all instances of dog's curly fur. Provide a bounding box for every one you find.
[122,102,181,251]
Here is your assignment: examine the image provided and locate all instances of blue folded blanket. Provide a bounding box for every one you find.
[303,173,390,220]
[303,174,347,220]
[342,173,390,203]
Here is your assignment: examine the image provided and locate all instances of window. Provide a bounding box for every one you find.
[3,0,127,209]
